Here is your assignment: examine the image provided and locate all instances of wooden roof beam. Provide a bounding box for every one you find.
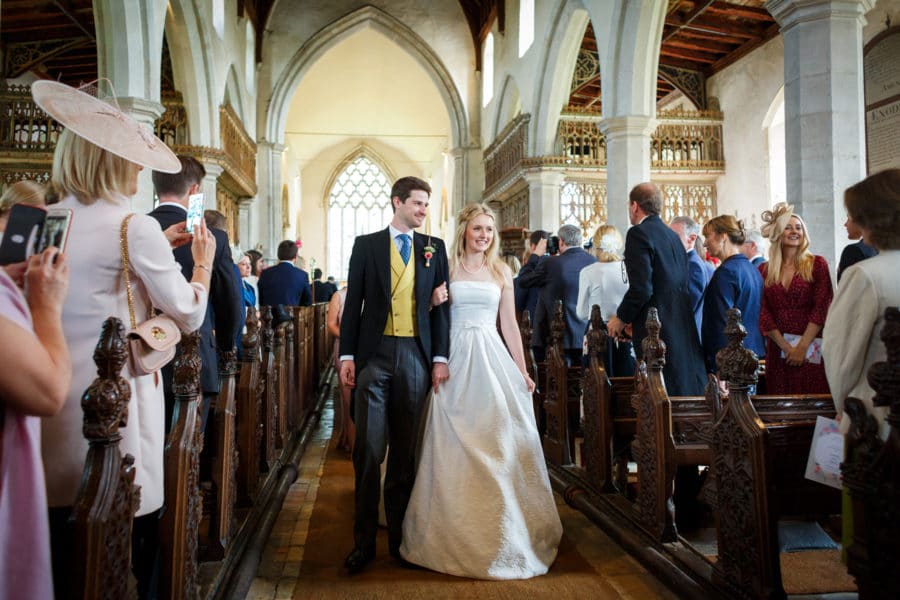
[706,1,774,22]
[660,46,719,64]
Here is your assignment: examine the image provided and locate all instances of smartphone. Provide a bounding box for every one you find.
[0,204,46,265]
[35,208,73,255]
[186,193,204,233]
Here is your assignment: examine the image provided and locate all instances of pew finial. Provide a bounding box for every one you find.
[642,307,666,369]
[260,306,274,352]
[716,308,758,389]
[869,306,900,409]
[82,317,130,441]
[550,300,565,350]
[219,345,238,376]
[587,304,608,360]
[173,331,202,397]
[241,306,260,359]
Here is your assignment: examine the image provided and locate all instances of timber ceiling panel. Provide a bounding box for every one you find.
[567,0,780,111]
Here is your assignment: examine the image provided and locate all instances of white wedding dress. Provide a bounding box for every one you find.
[400,280,563,579]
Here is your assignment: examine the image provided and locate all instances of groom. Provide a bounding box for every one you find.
[339,176,451,574]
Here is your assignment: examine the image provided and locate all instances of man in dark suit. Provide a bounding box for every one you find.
[257,240,312,307]
[145,155,242,599]
[312,267,337,303]
[741,228,768,267]
[150,155,242,430]
[837,215,878,282]
[517,224,595,366]
[669,216,711,343]
[607,183,706,397]
[338,176,450,574]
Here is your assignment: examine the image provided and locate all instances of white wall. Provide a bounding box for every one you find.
[707,36,785,226]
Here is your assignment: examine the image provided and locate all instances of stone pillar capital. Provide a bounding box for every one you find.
[766,0,875,29]
[598,115,656,138]
[523,169,566,188]
[257,139,287,154]
[201,162,225,180]
[115,96,166,123]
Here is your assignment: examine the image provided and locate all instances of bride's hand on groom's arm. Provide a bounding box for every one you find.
[430,281,449,309]
[431,362,449,392]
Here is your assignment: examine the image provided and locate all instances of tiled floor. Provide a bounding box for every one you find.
[246,400,334,600]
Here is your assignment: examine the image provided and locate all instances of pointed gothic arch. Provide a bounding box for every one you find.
[493,75,523,141]
[323,146,398,279]
[265,5,467,149]
[532,3,590,156]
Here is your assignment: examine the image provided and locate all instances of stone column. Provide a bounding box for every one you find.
[238,199,253,251]
[257,140,286,256]
[198,162,224,210]
[767,0,873,265]
[448,145,485,216]
[599,115,654,233]
[523,170,565,231]
[116,97,165,214]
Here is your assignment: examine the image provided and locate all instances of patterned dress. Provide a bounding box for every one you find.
[759,255,833,394]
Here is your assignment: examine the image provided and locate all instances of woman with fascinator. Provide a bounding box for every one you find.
[400,203,562,579]
[758,202,833,394]
[576,224,635,376]
[30,80,216,596]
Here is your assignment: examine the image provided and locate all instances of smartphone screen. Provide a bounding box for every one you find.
[36,208,73,254]
[186,193,204,233]
[0,204,46,265]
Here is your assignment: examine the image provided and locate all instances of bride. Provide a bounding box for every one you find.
[400,203,562,579]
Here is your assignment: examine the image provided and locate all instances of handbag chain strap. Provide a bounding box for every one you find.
[119,213,140,330]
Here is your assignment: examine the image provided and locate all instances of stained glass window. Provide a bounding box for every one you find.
[327,156,393,281]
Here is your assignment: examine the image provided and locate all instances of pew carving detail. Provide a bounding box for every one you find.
[207,346,238,559]
[582,305,616,492]
[160,331,204,600]
[542,301,571,466]
[632,307,677,542]
[842,306,900,600]
[259,306,278,469]
[519,309,542,430]
[236,306,261,504]
[72,317,140,600]
[710,308,783,600]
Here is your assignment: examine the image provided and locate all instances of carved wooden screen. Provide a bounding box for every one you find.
[658,183,715,225]
[327,155,393,281]
[560,180,607,234]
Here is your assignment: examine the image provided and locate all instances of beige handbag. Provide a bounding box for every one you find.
[120,213,181,377]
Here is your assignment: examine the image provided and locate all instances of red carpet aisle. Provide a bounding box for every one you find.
[249,398,676,600]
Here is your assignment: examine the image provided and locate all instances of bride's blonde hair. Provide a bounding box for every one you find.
[451,203,506,285]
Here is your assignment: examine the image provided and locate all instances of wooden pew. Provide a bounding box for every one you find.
[520,309,542,430]
[259,307,278,470]
[842,306,900,599]
[273,317,288,450]
[159,331,203,600]
[283,310,297,433]
[542,301,573,465]
[71,317,140,599]
[236,307,262,504]
[710,308,841,600]
[204,346,238,560]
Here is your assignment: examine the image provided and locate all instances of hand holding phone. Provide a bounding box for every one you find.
[36,208,73,255]
[186,193,204,233]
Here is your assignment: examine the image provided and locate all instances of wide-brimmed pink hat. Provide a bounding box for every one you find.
[31,80,181,173]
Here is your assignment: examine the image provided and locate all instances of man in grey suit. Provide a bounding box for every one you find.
[517,224,595,366]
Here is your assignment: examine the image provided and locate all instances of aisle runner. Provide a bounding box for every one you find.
[292,439,651,600]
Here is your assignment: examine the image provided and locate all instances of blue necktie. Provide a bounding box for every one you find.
[398,234,411,265]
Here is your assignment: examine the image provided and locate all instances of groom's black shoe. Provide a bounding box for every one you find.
[344,546,375,575]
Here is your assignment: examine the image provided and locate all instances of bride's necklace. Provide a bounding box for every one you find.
[460,256,486,274]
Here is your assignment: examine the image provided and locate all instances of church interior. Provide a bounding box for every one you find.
[1,0,899,598]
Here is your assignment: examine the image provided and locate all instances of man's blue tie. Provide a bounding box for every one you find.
[399,234,411,265]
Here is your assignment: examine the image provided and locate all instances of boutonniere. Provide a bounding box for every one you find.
[423,237,436,268]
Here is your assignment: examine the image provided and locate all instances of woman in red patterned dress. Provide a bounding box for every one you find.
[758,203,833,394]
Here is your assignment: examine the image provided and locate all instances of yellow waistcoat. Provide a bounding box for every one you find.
[383,238,417,337]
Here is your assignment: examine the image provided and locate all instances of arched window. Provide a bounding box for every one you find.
[519,0,534,57]
[763,88,786,207]
[212,0,225,38]
[327,155,393,281]
[482,32,494,107]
